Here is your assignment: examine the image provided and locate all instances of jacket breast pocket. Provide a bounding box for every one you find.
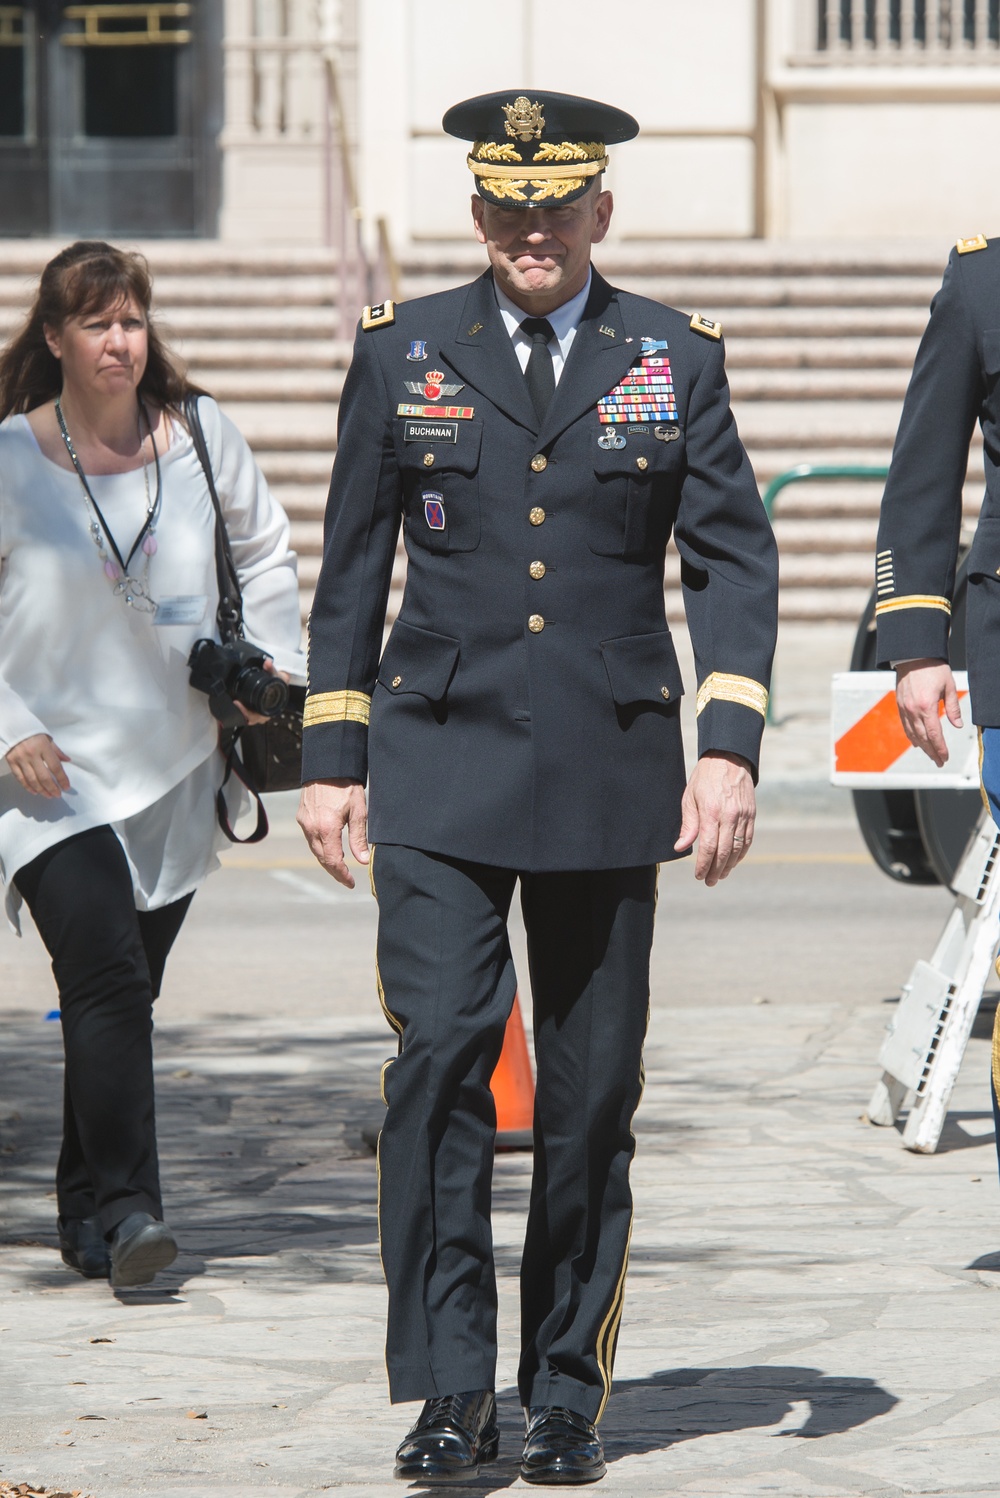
[376,619,461,705]
[600,629,684,723]
[589,433,682,560]
[396,421,483,554]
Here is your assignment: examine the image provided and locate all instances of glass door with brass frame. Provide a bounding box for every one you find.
[0,0,221,236]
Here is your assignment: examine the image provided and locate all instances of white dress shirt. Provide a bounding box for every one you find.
[494,269,593,383]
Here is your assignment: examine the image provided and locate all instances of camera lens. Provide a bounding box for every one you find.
[234,666,289,718]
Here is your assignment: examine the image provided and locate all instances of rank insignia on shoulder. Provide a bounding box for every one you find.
[957,234,988,255]
[690,313,722,340]
[362,300,396,330]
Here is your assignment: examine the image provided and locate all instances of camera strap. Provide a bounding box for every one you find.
[184,394,269,844]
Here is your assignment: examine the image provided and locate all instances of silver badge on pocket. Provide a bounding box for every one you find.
[598,428,627,450]
[654,424,680,443]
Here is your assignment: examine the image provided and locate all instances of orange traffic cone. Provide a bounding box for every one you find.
[492,993,535,1151]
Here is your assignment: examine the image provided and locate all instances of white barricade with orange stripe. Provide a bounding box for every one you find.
[831,671,976,790]
[829,672,1000,1153]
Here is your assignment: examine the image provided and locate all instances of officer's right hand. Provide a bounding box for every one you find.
[895,659,963,767]
[297,779,369,888]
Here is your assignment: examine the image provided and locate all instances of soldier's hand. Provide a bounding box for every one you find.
[297,779,369,888]
[895,659,962,767]
[674,751,755,886]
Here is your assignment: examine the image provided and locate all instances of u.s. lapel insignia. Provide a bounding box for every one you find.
[467,322,484,336]
[598,428,627,450]
[599,324,616,338]
[423,492,446,530]
[406,340,428,361]
[405,371,466,400]
[641,337,669,356]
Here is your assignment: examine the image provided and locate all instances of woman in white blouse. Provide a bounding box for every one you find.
[0,241,304,1289]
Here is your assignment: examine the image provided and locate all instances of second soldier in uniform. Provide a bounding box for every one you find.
[299,91,779,1484]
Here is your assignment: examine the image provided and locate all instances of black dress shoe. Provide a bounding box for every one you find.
[58,1215,110,1280]
[521,1406,606,1485]
[109,1212,178,1288]
[394,1389,499,1483]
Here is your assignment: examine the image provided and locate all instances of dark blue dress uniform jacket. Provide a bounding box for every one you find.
[302,267,778,872]
[876,236,1000,724]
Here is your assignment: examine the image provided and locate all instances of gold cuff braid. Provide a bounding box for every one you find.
[696,672,769,720]
[303,690,371,728]
[874,594,952,618]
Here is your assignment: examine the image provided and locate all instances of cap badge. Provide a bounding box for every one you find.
[598,428,627,451]
[503,96,545,143]
[423,493,446,530]
[407,340,428,361]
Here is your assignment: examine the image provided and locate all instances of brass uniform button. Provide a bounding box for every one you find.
[530,454,548,473]
[529,507,546,526]
[529,561,546,580]
[423,452,435,467]
[636,455,648,471]
[528,614,545,633]
[392,675,403,688]
[660,686,670,700]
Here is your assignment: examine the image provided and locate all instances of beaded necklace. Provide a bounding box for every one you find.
[54,395,162,612]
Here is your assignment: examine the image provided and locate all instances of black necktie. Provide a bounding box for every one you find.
[520,316,556,424]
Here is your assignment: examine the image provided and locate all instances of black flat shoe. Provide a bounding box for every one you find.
[394,1389,499,1484]
[109,1211,178,1288]
[521,1405,606,1485]
[58,1215,110,1280]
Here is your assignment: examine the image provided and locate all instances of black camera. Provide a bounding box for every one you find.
[188,637,289,731]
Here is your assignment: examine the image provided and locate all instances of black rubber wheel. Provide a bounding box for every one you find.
[850,546,980,887]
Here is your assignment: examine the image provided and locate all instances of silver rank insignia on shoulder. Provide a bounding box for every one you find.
[362,300,396,330]
[957,234,988,255]
[690,313,722,340]
[598,428,627,450]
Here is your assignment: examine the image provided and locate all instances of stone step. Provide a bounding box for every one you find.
[724,336,920,369]
[256,452,334,484]
[176,338,341,370]
[193,370,344,402]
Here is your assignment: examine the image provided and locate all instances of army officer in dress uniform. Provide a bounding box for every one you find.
[299,90,779,1486]
[874,232,1000,1177]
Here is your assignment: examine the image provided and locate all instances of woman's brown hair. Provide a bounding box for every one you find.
[0,240,204,421]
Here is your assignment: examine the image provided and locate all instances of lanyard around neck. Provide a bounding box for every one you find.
[54,397,162,575]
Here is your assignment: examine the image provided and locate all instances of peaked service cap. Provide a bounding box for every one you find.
[443,89,639,209]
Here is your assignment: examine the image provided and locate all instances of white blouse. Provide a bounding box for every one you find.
[0,397,305,930]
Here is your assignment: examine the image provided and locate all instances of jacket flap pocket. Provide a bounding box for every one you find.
[377,620,461,701]
[966,515,1000,577]
[984,331,1000,374]
[397,421,483,474]
[600,630,684,705]
[593,430,682,478]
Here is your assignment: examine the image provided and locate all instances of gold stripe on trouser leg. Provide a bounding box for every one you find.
[594,975,651,1423]
[992,1002,1000,1110]
[979,728,990,818]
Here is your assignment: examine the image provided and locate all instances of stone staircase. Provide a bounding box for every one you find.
[0,238,978,627]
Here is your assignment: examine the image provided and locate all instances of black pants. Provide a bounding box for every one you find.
[15,826,192,1236]
[371,843,657,1424]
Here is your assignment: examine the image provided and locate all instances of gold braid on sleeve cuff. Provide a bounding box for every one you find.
[874,594,952,618]
[696,672,769,720]
[303,690,371,728]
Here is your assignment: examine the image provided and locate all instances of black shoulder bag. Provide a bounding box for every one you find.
[184,394,306,843]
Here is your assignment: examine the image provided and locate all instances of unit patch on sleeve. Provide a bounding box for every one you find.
[423,492,447,530]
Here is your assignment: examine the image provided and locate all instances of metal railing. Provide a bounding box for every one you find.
[809,0,1000,57]
[761,462,890,722]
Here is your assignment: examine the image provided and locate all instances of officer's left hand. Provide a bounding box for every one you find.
[674,751,755,886]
